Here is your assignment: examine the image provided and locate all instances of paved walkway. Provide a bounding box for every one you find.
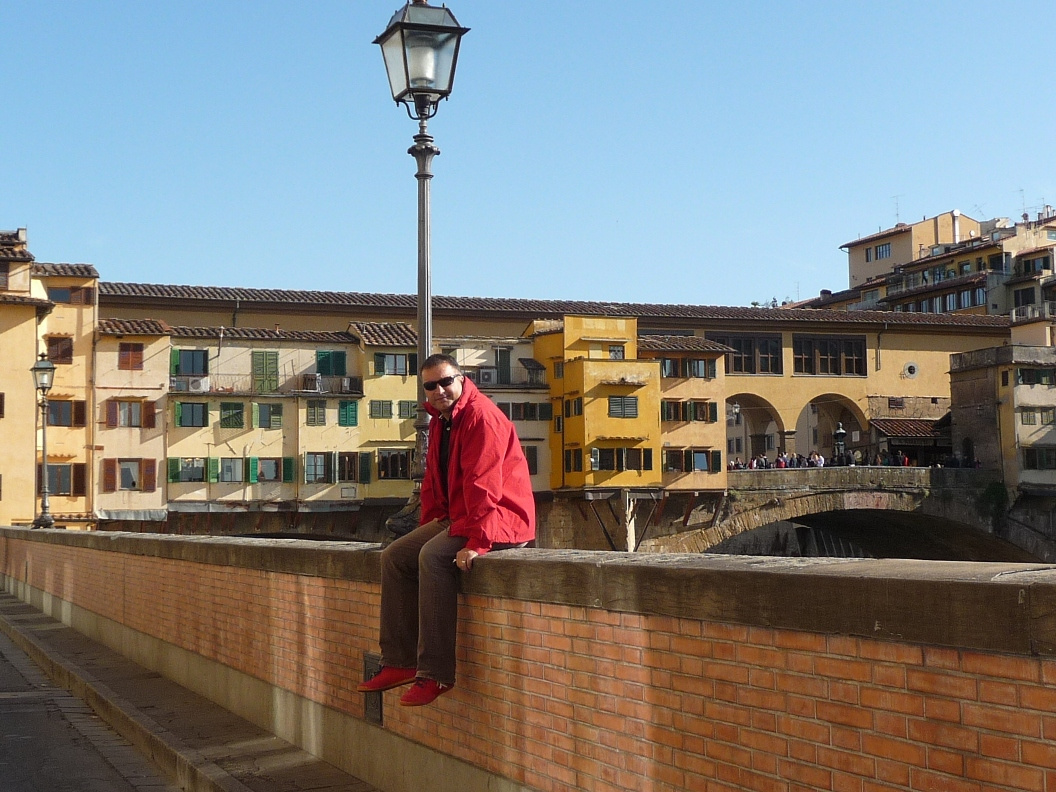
[0,592,379,792]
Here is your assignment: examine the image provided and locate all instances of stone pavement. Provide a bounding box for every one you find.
[0,592,379,792]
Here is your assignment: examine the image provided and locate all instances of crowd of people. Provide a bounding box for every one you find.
[729,449,982,470]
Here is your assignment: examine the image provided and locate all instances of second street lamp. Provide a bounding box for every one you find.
[375,1,468,535]
[31,353,56,529]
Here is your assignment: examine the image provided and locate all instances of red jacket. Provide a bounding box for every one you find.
[419,377,536,554]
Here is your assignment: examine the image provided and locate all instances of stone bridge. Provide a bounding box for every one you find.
[539,467,1021,558]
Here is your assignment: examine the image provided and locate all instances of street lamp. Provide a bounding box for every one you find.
[30,353,56,529]
[376,1,468,536]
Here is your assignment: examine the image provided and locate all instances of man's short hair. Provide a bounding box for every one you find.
[421,353,460,373]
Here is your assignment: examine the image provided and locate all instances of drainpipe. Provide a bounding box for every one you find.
[952,209,961,244]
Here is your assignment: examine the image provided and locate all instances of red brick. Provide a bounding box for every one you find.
[1022,739,1056,769]
[860,687,925,717]
[908,769,982,792]
[907,719,978,752]
[965,756,1043,791]
[906,668,977,699]
[861,733,925,767]
[778,758,832,789]
[962,650,1039,683]
[815,656,873,682]
[962,702,1041,738]
[926,746,964,775]
[817,700,873,730]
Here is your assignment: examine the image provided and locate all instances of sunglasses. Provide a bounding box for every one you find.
[423,375,460,391]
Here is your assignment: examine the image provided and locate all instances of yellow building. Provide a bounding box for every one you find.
[842,210,981,288]
[33,262,99,529]
[0,230,53,527]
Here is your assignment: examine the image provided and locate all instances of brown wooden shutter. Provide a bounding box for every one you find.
[142,459,157,492]
[106,399,119,428]
[102,459,117,493]
[143,401,156,429]
[73,400,87,427]
[72,463,87,496]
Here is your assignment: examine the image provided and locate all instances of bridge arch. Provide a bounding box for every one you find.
[794,393,870,462]
[726,393,785,462]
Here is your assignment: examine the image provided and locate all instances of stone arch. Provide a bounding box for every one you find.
[726,393,785,463]
[793,393,870,463]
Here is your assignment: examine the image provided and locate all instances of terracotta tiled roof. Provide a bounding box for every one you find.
[637,335,734,353]
[350,322,417,348]
[0,231,33,262]
[0,293,52,309]
[98,318,173,336]
[170,325,359,344]
[99,281,1010,331]
[870,418,944,438]
[840,223,914,250]
[33,263,99,279]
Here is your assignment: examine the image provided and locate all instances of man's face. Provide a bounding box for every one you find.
[422,362,464,417]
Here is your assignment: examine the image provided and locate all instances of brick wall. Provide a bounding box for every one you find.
[3,528,1056,792]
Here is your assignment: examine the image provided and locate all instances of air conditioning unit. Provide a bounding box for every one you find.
[303,373,322,391]
[477,367,498,385]
[188,376,210,393]
[170,377,188,392]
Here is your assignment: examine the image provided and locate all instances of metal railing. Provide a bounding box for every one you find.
[169,374,363,396]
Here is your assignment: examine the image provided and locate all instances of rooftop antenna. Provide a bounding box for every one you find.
[892,194,904,223]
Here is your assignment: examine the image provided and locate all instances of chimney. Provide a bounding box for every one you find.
[952,209,961,243]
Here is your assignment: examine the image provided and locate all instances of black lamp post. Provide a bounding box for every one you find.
[376,1,468,535]
[31,353,56,529]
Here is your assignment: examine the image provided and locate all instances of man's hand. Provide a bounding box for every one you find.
[454,549,479,572]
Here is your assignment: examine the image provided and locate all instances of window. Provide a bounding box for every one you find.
[378,449,411,479]
[661,358,717,379]
[707,334,782,375]
[102,458,154,493]
[175,402,208,428]
[48,400,87,427]
[553,362,564,379]
[864,247,873,263]
[257,458,283,483]
[374,353,416,376]
[46,286,94,304]
[316,350,347,376]
[118,343,144,370]
[608,396,638,418]
[106,399,155,428]
[974,287,986,307]
[554,414,563,433]
[370,400,393,419]
[944,293,957,312]
[398,400,418,419]
[591,447,652,471]
[255,402,283,429]
[219,458,244,483]
[251,351,278,392]
[563,448,583,473]
[0,392,4,418]
[1042,408,1056,426]
[219,402,244,429]
[875,243,891,260]
[304,452,334,484]
[338,452,371,483]
[664,449,721,473]
[1024,447,1056,470]
[522,445,539,475]
[792,336,866,376]
[172,349,208,376]
[41,463,87,496]
[306,399,327,426]
[498,402,553,421]
[1021,409,1038,426]
[1014,288,1037,308]
[1019,368,1056,386]
[178,458,205,483]
[46,336,73,364]
[0,262,7,290]
[608,345,625,360]
[338,400,359,427]
[564,397,582,417]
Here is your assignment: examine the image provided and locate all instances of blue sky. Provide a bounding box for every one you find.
[5,1,1054,308]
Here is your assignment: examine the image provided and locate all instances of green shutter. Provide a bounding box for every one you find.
[409,353,418,373]
[334,351,347,377]
[710,450,723,473]
[251,402,260,428]
[709,401,718,423]
[707,358,717,379]
[330,451,339,484]
[316,350,331,376]
[684,450,693,472]
[271,404,282,429]
[246,457,258,483]
[282,457,295,483]
[359,451,372,483]
[174,402,183,426]
[539,402,553,420]
[167,457,180,483]
[374,353,386,375]
[170,349,180,376]
[207,457,219,483]
[339,400,358,427]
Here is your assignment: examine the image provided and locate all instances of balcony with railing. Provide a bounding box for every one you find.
[1011,301,1056,325]
[462,364,546,390]
[169,373,364,396]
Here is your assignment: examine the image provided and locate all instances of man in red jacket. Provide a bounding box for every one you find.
[358,354,536,706]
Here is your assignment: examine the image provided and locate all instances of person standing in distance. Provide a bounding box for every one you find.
[358,354,536,706]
